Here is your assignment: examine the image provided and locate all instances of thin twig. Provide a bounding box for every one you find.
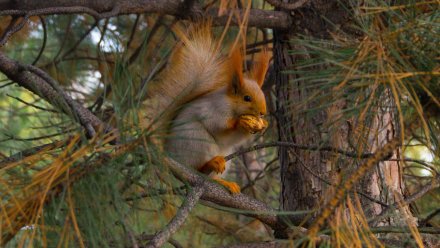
[247,39,274,50]
[59,21,99,62]
[0,15,29,47]
[308,138,400,236]
[1,130,74,142]
[31,16,47,65]
[369,226,440,234]
[0,82,14,89]
[120,219,140,248]
[290,149,390,207]
[6,94,58,113]
[52,16,73,62]
[419,208,440,227]
[224,141,375,161]
[368,174,440,225]
[388,158,438,175]
[0,140,67,168]
[126,14,141,49]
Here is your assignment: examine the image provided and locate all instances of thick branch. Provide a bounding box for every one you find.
[265,0,310,10]
[164,157,285,232]
[0,0,292,29]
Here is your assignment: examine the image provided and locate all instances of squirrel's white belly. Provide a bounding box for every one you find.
[215,129,251,156]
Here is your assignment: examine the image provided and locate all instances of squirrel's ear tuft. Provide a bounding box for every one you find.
[230,48,245,89]
[250,49,270,88]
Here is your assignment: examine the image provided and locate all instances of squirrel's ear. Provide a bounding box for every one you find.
[250,49,270,88]
[230,48,245,91]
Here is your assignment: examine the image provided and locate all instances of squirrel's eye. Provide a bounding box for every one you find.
[244,95,252,102]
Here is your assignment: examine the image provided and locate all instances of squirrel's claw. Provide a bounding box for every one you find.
[239,115,268,134]
[214,178,241,194]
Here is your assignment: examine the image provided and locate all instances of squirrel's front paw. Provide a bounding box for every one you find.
[239,115,268,134]
[214,178,241,194]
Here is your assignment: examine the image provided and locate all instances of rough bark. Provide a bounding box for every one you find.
[361,91,417,227]
[273,0,418,241]
[273,0,352,234]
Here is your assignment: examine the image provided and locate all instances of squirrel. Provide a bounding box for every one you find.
[142,22,270,194]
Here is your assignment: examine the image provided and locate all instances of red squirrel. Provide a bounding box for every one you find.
[143,22,270,194]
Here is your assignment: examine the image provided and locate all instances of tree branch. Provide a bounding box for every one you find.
[0,0,292,29]
[420,208,440,227]
[31,16,47,65]
[163,157,286,233]
[146,184,205,248]
[0,52,114,137]
[265,0,310,10]
[0,15,28,46]
[369,226,440,235]
[137,233,183,248]
[224,141,376,161]
[368,174,440,226]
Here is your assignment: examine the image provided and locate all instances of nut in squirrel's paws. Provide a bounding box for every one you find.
[239,115,268,134]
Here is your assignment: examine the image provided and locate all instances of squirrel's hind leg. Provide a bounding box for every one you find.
[213,177,241,194]
[199,156,240,194]
[199,156,225,174]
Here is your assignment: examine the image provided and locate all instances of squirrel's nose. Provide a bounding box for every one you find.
[260,112,265,116]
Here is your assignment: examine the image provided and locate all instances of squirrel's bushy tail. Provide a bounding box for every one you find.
[142,22,231,133]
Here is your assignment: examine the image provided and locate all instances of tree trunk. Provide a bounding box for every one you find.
[273,0,417,238]
[274,0,351,232]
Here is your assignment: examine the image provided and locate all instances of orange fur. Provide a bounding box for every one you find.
[200,156,226,174]
[226,118,239,129]
[250,49,271,87]
[214,178,241,194]
[230,48,245,88]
